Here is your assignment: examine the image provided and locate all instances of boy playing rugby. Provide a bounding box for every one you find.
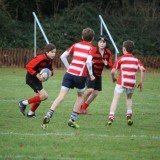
[18,43,56,118]
[42,27,95,129]
[107,40,145,125]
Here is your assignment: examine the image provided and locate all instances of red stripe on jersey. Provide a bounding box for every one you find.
[123,75,135,79]
[73,56,87,62]
[71,63,83,68]
[68,68,80,75]
[122,68,138,72]
[123,82,135,88]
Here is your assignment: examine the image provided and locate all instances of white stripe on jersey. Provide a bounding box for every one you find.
[121,57,138,62]
[122,71,136,76]
[121,64,139,69]
[74,51,88,58]
[72,59,86,65]
[74,43,91,50]
[69,66,82,71]
[123,78,136,84]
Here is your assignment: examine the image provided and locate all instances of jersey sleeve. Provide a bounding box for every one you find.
[138,59,143,67]
[112,57,121,70]
[26,55,43,76]
[106,49,113,68]
[66,44,76,55]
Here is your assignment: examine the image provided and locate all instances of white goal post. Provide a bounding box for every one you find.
[99,15,119,60]
[32,12,49,57]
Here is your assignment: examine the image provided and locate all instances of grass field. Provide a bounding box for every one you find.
[0,68,160,160]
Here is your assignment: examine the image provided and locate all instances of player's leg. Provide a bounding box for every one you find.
[42,72,71,128]
[27,89,48,118]
[107,84,123,125]
[68,75,86,129]
[68,90,84,129]
[80,88,93,114]
[18,79,43,116]
[81,90,99,114]
[81,75,100,114]
[126,91,134,125]
[42,87,69,128]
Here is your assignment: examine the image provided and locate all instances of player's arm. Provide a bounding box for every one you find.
[26,56,42,77]
[137,61,145,91]
[86,55,95,81]
[111,68,117,83]
[103,50,113,69]
[60,51,70,69]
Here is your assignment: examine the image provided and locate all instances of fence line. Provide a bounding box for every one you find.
[0,48,160,69]
[0,48,64,68]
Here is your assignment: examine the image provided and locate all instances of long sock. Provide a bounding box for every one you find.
[81,103,89,110]
[70,112,79,121]
[46,109,54,118]
[126,109,132,118]
[30,102,41,112]
[109,112,115,120]
[28,96,41,104]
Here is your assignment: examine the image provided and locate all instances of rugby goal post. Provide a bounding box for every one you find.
[33,12,49,57]
[99,15,119,60]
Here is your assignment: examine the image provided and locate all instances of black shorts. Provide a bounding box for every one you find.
[26,73,43,93]
[62,72,86,90]
[86,75,102,91]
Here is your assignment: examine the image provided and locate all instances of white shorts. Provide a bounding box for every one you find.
[114,84,135,94]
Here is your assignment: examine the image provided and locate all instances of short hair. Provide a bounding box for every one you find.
[44,43,56,52]
[123,40,135,52]
[82,27,95,42]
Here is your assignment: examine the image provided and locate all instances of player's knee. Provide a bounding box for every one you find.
[40,92,48,101]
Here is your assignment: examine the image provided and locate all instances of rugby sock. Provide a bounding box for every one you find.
[70,112,79,121]
[28,96,41,104]
[46,109,54,118]
[81,103,89,110]
[30,102,41,112]
[126,110,132,119]
[109,112,115,120]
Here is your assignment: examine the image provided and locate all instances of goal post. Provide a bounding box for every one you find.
[99,15,119,60]
[32,12,49,57]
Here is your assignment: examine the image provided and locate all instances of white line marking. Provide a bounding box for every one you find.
[0,132,160,140]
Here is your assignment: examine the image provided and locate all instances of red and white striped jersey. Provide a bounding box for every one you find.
[66,41,93,77]
[113,53,143,88]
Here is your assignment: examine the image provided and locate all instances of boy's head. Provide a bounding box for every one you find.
[123,40,135,53]
[44,43,56,59]
[98,35,107,49]
[82,27,95,42]
[44,43,56,52]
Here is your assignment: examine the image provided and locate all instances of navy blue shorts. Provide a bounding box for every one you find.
[86,75,102,91]
[62,72,86,90]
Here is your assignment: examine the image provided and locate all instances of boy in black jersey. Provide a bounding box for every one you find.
[80,35,112,114]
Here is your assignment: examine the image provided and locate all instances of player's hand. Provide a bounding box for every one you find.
[37,73,45,82]
[102,59,108,66]
[90,75,95,81]
[112,77,117,83]
[137,82,143,91]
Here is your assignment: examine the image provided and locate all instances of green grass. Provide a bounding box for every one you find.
[0,68,160,160]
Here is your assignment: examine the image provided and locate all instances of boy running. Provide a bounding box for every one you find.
[18,43,56,118]
[42,27,95,129]
[107,40,145,125]
[80,35,112,114]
